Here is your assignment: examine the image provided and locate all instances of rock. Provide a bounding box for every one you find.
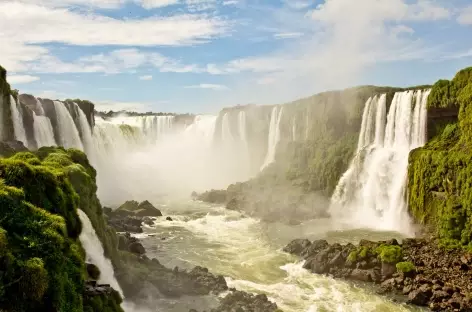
[226,198,239,211]
[84,281,113,297]
[86,263,101,280]
[166,216,173,221]
[128,242,146,255]
[283,239,312,256]
[408,284,432,306]
[431,290,450,302]
[350,269,373,282]
[135,200,162,217]
[300,239,329,258]
[381,262,397,280]
[210,290,278,312]
[116,200,139,214]
[0,140,28,157]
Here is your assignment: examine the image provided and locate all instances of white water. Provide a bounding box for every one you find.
[10,95,27,146]
[33,113,56,148]
[53,101,84,150]
[136,202,418,312]
[77,209,123,296]
[260,106,284,170]
[75,102,95,160]
[221,113,233,142]
[330,90,430,234]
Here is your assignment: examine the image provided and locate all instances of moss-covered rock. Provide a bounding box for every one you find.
[408,66,472,249]
[0,147,122,312]
[396,261,416,273]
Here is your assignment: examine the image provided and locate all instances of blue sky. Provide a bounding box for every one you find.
[1,0,472,113]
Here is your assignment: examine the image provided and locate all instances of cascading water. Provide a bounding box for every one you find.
[221,113,233,142]
[77,209,123,296]
[260,106,284,171]
[33,113,56,148]
[53,101,84,150]
[74,102,95,160]
[10,95,27,145]
[330,90,431,234]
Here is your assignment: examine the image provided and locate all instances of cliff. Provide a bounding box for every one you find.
[0,66,16,141]
[0,147,122,312]
[408,66,472,249]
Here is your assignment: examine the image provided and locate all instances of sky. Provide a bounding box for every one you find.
[1,0,472,113]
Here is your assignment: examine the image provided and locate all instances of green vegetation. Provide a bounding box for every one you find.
[408,67,472,249]
[0,147,123,312]
[346,246,371,263]
[396,261,416,273]
[375,244,402,264]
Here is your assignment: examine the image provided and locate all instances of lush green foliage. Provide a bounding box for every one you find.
[0,147,122,312]
[375,245,402,264]
[408,66,472,249]
[396,261,416,273]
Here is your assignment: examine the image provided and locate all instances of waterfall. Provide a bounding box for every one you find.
[53,101,84,150]
[221,113,233,142]
[33,113,56,148]
[10,95,27,145]
[330,90,430,234]
[238,111,249,152]
[75,102,95,159]
[78,209,123,296]
[260,106,284,171]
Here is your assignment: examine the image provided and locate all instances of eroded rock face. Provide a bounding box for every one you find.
[0,140,28,157]
[284,237,472,311]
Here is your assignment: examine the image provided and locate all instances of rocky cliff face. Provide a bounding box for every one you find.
[0,66,15,141]
[408,67,472,249]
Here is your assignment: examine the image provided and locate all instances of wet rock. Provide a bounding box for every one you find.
[300,239,329,258]
[283,239,311,256]
[209,290,278,312]
[166,216,173,221]
[350,269,373,282]
[128,241,146,255]
[143,217,154,226]
[0,140,28,157]
[135,200,162,217]
[408,284,432,306]
[86,263,101,280]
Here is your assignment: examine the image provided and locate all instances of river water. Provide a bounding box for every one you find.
[122,200,424,312]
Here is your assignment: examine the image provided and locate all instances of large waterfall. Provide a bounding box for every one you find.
[10,95,27,146]
[330,90,430,234]
[53,101,84,150]
[33,113,56,148]
[260,106,284,170]
[78,209,123,295]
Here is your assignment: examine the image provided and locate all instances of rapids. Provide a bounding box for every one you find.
[128,200,424,312]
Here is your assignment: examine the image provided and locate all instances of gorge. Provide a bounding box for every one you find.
[1,61,472,312]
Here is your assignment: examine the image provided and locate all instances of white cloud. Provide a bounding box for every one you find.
[94,100,161,112]
[283,0,313,10]
[139,0,179,9]
[7,75,40,84]
[458,5,472,25]
[222,0,238,5]
[273,32,304,39]
[22,48,203,74]
[36,90,64,99]
[185,0,216,12]
[0,2,226,47]
[139,75,153,80]
[185,83,229,90]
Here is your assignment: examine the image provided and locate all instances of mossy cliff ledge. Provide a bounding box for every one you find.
[284,238,472,311]
[0,147,123,312]
[408,67,472,250]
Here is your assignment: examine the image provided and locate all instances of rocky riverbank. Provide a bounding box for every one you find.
[284,237,472,311]
[106,200,279,311]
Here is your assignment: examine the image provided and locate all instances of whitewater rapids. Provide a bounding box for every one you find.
[127,201,423,312]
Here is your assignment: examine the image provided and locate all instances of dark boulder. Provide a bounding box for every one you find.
[86,263,101,280]
[128,241,146,255]
[283,239,311,256]
[166,216,173,221]
[408,284,432,306]
[135,200,162,217]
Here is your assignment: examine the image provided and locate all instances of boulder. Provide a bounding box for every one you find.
[135,200,162,217]
[408,284,432,306]
[166,216,173,221]
[283,239,311,256]
[86,263,101,280]
[128,242,146,255]
[350,269,373,282]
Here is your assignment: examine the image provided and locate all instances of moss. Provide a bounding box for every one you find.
[408,66,472,249]
[0,147,122,311]
[396,261,416,273]
[347,251,357,262]
[375,245,402,264]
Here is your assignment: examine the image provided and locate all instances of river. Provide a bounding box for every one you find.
[122,200,424,312]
